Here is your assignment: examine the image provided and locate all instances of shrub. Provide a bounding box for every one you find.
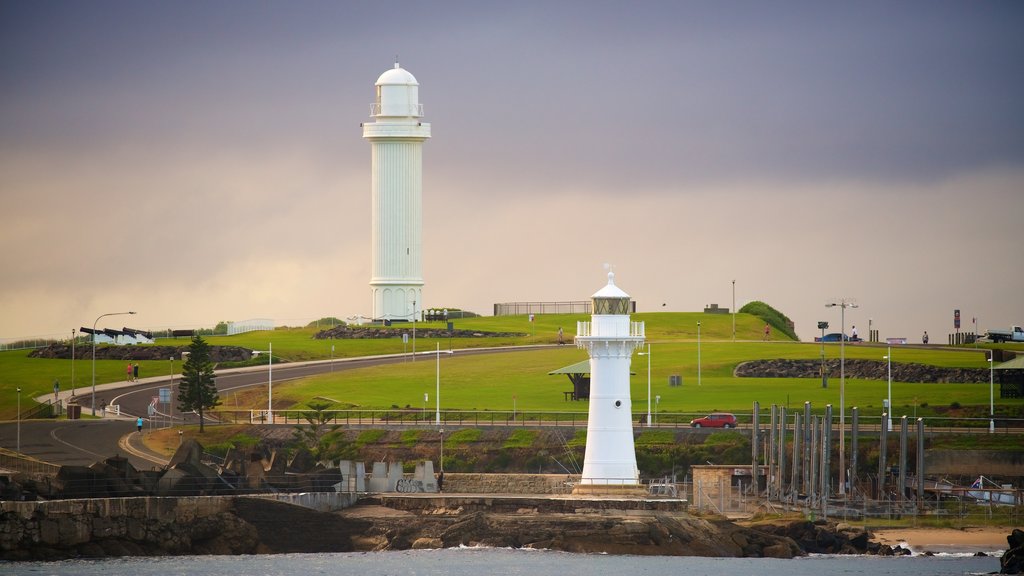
[502,429,537,449]
[739,301,798,341]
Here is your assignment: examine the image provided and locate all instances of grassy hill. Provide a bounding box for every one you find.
[1,312,1020,422]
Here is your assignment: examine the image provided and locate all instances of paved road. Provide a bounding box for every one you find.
[0,419,156,469]
[10,346,551,468]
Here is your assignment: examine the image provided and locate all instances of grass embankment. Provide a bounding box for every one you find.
[221,341,1009,424]
[2,312,1020,421]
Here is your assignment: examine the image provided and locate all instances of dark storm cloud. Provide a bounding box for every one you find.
[1,1,1022,339]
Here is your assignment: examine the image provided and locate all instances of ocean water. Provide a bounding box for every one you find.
[1,548,1001,576]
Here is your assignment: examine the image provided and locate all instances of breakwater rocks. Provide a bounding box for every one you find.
[736,359,990,384]
[1004,528,1024,574]
[314,326,525,339]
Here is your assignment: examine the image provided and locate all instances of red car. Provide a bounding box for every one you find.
[690,412,737,428]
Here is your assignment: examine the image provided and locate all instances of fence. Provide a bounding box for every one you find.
[0,447,61,476]
[202,409,1024,432]
[493,301,592,316]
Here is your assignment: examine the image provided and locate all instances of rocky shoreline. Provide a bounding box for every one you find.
[2,492,937,561]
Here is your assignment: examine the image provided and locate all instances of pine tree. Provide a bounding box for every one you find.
[178,334,220,432]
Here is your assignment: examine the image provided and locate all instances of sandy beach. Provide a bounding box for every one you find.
[870,526,1014,553]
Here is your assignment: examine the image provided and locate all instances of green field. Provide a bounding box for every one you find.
[1,312,1020,422]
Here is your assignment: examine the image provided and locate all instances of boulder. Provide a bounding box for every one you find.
[1001,528,1024,574]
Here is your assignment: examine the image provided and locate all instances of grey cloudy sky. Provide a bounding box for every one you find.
[2,1,1023,342]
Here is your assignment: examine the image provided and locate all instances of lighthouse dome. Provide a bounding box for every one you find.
[373,63,421,118]
[592,272,631,315]
[376,65,418,86]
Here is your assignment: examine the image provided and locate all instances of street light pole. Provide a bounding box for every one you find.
[884,346,892,431]
[732,280,736,342]
[436,342,441,426]
[251,343,273,422]
[639,343,651,427]
[91,311,135,416]
[697,321,702,387]
[16,387,21,452]
[169,356,175,428]
[989,352,995,433]
[268,343,273,422]
[826,298,857,496]
[71,328,76,397]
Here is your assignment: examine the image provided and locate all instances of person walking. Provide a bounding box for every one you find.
[133,363,140,381]
[126,362,134,382]
[136,416,144,433]
[763,323,771,341]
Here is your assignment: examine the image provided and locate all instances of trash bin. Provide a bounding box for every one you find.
[67,403,81,420]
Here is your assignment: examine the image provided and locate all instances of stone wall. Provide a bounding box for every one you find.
[443,473,579,494]
[0,495,247,559]
[0,493,363,560]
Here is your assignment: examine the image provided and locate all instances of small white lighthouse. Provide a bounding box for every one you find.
[574,272,646,494]
[363,63,431,322]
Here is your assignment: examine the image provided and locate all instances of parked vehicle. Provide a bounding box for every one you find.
[987,326,1024,343]
[690,412,737,428]
[815,333,848,342]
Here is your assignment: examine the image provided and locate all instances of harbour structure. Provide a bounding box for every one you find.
[363,63,430,322]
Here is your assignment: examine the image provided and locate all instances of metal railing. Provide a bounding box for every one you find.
[197,409,1024,432]
[0,447,61,476]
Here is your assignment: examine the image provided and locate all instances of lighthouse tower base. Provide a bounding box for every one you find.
[572,483,648,497]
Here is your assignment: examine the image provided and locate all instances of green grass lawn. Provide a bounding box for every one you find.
[1,312,1020,421]
[253,341,1007,421]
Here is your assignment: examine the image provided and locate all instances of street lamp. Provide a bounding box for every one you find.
[989,352,995,433]
[169,356,175,427]
[638,343,652,427]
[818,321,829,388]
[436,342,441,425]
[435,343,453,426]
[16,387,21,452]
[71,328,76,397]
[252,343,273,422]
[826,298,857,496]
[883,347,892,431]
[91,311,136,416]
[439,427,445,473]
[732,280,736,342]
[697,321,702,387]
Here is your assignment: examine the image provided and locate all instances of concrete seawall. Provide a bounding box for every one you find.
[0,492,361,560]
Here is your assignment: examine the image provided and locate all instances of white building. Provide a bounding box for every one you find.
[574,272,646,494]
[363,63,431,322]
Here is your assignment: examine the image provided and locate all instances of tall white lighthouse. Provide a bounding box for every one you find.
[574,272,646,494]
[363,63,430,322]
